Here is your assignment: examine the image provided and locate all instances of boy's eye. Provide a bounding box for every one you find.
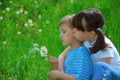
[63,31,66,33]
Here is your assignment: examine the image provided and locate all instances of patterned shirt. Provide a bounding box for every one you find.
[64,45,93,80]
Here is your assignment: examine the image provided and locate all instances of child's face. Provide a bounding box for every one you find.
[59,24,75,46]
[73,28,89,42]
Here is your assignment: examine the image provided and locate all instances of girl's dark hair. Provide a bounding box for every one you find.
[73,8,108,53]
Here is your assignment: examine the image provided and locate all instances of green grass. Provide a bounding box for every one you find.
[0,0,120,80]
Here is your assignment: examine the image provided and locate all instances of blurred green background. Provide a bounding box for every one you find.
[0,0,120,80]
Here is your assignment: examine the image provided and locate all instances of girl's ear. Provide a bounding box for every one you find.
[88,31,96,37]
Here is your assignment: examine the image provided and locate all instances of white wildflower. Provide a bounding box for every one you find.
[40,46,48,57]
[38,29,42,32]
[38,14,42,18]
[2,10,5,13]
[24,23,28,27]
[0,16,3,20]
[16,11,20,14]
[3,41,7,45]
[6,7,10,12]
[17,31,21,35]
[28,19,33,24]
[24,11,28,14]
[33,43,39,47]
[9,0,13,4]
[46,20,50,24]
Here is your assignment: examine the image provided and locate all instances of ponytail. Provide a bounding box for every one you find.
[90,30,107,53]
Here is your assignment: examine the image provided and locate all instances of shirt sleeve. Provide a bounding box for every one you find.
[70,48,93,80]
[98,47,114,58]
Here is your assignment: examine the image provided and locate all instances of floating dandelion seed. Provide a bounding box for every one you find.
[40,46,48,57]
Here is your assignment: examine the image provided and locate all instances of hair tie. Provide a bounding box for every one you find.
[96,28,101,31]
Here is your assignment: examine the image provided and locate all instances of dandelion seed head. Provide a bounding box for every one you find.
[2,10,5,13]
[0,16,3,20]
[9,0,13,4]
[24,11,28,14]
[24,23,28,27]
[28,19,33,24]
[38,15,42,18]
[17,31,21,35]
[6,7,10,12]
[46,20,50,24]
[40,46,48,57]
[38,29,42,32]
[16,11,20,14]
[33,43,39,47]
[3,41,7,45]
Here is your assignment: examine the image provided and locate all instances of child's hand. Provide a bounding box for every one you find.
[48,56,58,70]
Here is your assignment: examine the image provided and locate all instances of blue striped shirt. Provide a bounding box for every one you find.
[64,45,93,80]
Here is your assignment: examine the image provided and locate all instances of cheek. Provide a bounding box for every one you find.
[74,32,80,40]
[74,32,85,41]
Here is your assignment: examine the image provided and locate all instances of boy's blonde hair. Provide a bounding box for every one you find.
[59,14,75,28]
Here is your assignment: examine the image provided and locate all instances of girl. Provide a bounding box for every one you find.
[72,8,120,80]
[48,14,92,80]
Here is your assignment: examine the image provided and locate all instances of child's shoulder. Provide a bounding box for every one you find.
[77,45,90,54]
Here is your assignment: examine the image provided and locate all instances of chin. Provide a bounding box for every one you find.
[62,43,68,46]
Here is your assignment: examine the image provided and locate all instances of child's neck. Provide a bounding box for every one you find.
[70,41,83,50]
[89,34,98,43]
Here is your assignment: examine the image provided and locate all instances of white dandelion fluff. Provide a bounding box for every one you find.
[6,7,10,12]
[17,31,21,35]
[28,19,33,24]
[38,29,42,32]
[0,16,3,20]
[40,46,48,57]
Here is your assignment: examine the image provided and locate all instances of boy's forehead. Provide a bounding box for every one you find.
[59,24,73,30]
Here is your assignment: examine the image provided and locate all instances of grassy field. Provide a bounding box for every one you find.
[0,0,120,80]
